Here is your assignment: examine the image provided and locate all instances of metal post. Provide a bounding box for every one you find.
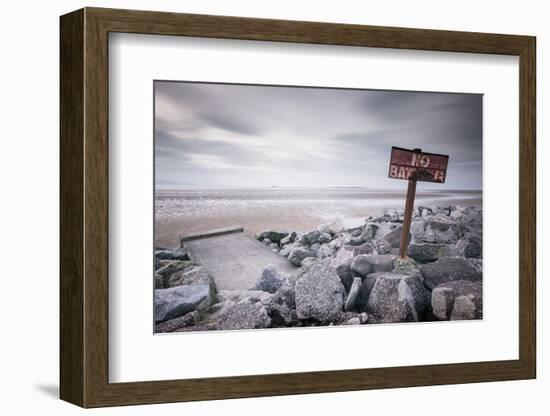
[399,148,421,259]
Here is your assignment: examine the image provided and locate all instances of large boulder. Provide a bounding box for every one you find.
[288,247,312,266]
[383,225,409,248]
[255,265,287,294]
[216,301,272,330]
[267,280,298,326]
[295,259,345,323]
[420,256,482,289]
[407,243,449,263]
[431,280,482,320]
[365,273,431,323]
[155,284,214,322]
[411,216,461,244]
[350,255,372,277]
[257,230,289,244]
[351,254,395,277]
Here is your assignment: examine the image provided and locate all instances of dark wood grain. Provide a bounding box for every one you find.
[59,8,84,407]
[60,7,537,408]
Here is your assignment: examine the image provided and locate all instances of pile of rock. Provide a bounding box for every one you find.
[154,205,483,333]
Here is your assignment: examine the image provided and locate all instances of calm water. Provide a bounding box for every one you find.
[154,187,482,247]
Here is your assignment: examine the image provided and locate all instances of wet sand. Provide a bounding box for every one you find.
[154,188,481,248]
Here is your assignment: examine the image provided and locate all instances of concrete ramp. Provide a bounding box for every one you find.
[182,228,299,291]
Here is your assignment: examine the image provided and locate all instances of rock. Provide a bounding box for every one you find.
[166,265,213,289]
[255,265,287,294]
[300,257,318,268]
[172,247,190,261]
[462,233,482,258]
[155,284,214,322]
[258,230,289,244]
[155,311,198,332]
[350,254,372,276]
[216,289,273,307]
[331,247,354,291]
[367,254,395,272]
[344,277,362,311]
[356,274,379,310]
[350,242,376,256]
[155,249,175,260]
[366,273,431,323]
[408,243,449,263]
[299,230,331,246]
[420,256,482,289]
[393,257,425,286]
[154,272,164,289]
[384,225,409,248]
[295,259,345,323]
[451,294,482,320]
[269,243,279,251]
[351,254,395,277]
[411,216,461,244]
[216,301,272,330]
[315,244,336,259]
[432,280,482,320]
[360,222,379,241]
[375,239,392,255]
[318,224,339,236]
[267,281,298,326]
[155,260,193,288]
[288,247,312,266]
[331,311,369,325]
[280,231,297,246]
[468,258,483,273]
[279,244,294,257]
[335,261,353,292]
[262,238,273,246]
[155,257,162,270]
[437,206,452,216]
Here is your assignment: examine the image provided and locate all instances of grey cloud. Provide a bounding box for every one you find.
[155,81,483,190]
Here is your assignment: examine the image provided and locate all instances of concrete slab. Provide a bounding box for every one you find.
[184,231,299,291]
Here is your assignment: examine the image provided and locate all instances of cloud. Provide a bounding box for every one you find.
[154,81,483,190]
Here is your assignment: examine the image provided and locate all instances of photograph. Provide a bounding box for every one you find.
[153,81,483,333]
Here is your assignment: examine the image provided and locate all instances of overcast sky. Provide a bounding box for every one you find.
[155,81,482,190]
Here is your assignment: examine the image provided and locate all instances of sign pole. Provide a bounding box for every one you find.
[399,148,420,259]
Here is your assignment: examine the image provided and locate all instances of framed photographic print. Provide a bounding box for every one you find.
[60,7,536,408]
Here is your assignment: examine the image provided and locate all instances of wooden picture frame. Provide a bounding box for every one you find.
[60,7,536,408]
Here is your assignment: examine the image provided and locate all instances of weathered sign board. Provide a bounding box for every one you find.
[388,146,450,259]
[388,146,449,183]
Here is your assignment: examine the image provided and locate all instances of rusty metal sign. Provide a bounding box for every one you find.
[388,146,449,183]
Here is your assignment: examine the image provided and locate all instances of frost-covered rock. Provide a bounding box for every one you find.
[255,265,288,294]
[366,272,430,323]
[295,259,345,323]
[420,256,482,289]
[155,284,214,322]
[288,247,312,266]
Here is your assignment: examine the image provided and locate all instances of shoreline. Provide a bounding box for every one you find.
[155,196,482,248]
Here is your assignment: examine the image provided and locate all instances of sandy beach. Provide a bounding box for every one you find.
[154,187,481,247]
